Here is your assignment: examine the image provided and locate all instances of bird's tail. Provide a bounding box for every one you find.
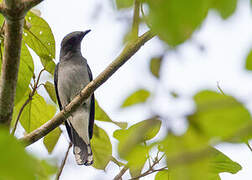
[71,125,93,166]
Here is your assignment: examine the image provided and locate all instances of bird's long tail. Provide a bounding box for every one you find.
[70,123,93,166]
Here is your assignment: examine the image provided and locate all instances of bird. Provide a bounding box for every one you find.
[54,30,95,166]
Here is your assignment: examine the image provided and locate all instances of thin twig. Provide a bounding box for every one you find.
[129,153,167,180]
[217,81,225,95]
[56,143,72,180]
[113,166,129,180]
[11,97,31,135]
[140,3,151,28]
[130,166,168,180]
[144,141,151,168]
[131,0,140,39]
[11,68,45,135]
[246,142,252,152]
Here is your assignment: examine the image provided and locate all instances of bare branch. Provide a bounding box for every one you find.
[217,81,225,95]
[130,166,167,180]
[56,143,72,180]
[20,30,155,145]
[129,151,167,180]
[246,142,252,152]
[11,97,31,135]
[11,68,45,135]
[113,166,129,180]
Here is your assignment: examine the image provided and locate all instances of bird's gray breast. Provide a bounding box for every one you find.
[57,57,90,106]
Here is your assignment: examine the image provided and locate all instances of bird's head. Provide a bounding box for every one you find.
[60,30,91,57]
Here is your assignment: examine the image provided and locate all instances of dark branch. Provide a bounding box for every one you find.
[20,30,155,146]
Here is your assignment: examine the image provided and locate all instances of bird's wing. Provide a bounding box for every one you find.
[54,63,73,141]
[87,63,95,139]
[54,63,62,110]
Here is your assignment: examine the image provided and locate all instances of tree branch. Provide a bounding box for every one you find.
[20,30,155,146]
[4,0,20,9]
[113,166,129,180]
[0,0,44,126]
[0,18,24,126]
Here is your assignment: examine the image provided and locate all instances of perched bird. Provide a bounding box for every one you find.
[54,30,95,165]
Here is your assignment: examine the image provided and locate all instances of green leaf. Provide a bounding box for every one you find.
[92,124,112,170]
[146,0,210,46]
[210,0,237,19]
[210,149,241,174]
[114,117,161,158]
[116,0,134,9]
[44,81,57,104]
[95,100,127,129]
[43,128,62,154]
[36,160,57,180]
[127,145,148,178]
[12,91,59,153]
[13,91,56,132]
[0,128,37,180]
[188,90,252,141]
[40,54,56,75]
[245,50,252,71]
[16,42,35,104]
[155,170,169,180]
[0,13,4,29]
[150,56,162,78]
[0,127,57,180]
[121,89,151,108]
[160,130,241,180]
[0,42,34,105]
[23,12,56,75]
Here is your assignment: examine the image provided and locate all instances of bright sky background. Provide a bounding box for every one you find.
[23,0,252,179]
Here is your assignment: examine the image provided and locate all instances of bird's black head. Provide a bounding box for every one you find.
[60,30,91,58]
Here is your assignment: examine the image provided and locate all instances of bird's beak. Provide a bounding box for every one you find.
[80,29,91,40]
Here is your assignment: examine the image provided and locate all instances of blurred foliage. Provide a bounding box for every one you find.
[0,0,250,179]
[0,128,57,180]
[95,99,128,128]
[150,56,163,79]
[44,81,57,104]
[92,125,112,170]
[121,88,151,108]
[114,117,161,157]
[188,90,252,141]
[116,0,134,9]
[245,49,252,71]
